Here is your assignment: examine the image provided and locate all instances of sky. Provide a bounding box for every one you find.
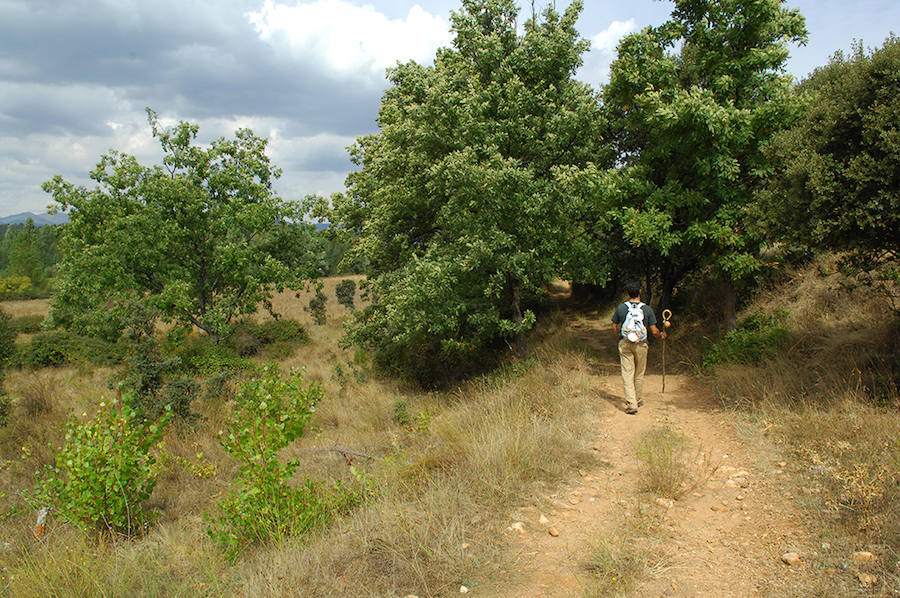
[0,0,897,217]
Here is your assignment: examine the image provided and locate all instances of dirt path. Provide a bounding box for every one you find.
[478,315,822,597]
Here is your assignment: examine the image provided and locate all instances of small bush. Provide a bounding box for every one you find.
[255,319,308,344]
[28,393,169,537]
[16,331,124,368]
[208,365,360,561]
[0,275,33,298]
[335,279,356,310]
[702,310,790,369]
[11,314,44,334]
[306,284,327,326]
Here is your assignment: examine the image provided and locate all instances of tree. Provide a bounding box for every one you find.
[4,218,47,288]
[43,109,317,342]
[757,36,900,310]
[599,0,807,326]
[327,0,607,384]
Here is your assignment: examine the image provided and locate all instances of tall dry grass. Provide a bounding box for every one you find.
[0,280,606,597]
[708,255,900,595]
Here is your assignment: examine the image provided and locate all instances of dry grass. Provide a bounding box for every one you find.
[634,426,717,500]
[0,278,605,597]
[582,502,670,597]
[709,256,900,596]
[0,298,49,320]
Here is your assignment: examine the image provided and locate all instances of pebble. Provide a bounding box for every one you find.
[460,585,470,594]
[539,514,550,525]
[569,497,581,505]
[548,527,560,537]
[461,543,470,550]
[403,595,420,598]
[710,505,727,512]
[851,551,877,565]
[856,572,877,586]
[508,522,526,534]
[736,495,745,501]
[655,498,674,509]
[781,552,801,566]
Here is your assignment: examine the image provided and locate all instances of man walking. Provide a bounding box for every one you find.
[611,281,667,414]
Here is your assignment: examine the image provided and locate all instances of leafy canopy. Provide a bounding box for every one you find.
[596,0,806,307]
[326,0,607,384]
[43,109,317,341]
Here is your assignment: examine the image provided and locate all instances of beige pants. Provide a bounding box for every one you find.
[618,339,648,409]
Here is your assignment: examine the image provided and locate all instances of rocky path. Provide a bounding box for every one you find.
[476,315,822,597]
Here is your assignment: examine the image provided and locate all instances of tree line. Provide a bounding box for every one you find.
[40,0,899,385]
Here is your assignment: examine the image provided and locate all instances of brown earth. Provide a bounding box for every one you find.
[475,315,826,597]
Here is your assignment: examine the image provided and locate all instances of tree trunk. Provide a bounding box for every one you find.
[511,283,527,359]
[722,278,738,332]
[659,259,675,313]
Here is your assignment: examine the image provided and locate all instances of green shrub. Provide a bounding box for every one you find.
[0,310,13,427]
[306,284,327,326]
[702,310,790,369]
[335,279,356,310]
[16,331,124,368]
[208,365,359,561]
[225,318,308,358]
[28,393,169,537]
[0,275,33,298]
[255,318,308,344]
[11,314,44,334]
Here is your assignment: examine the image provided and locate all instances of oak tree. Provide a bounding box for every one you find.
[43,110,317,342]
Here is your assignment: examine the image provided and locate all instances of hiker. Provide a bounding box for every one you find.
[611,281,666,414]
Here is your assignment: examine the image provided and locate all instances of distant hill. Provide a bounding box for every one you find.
[0,211,69,226]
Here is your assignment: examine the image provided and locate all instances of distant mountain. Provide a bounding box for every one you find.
[0,211,69,226]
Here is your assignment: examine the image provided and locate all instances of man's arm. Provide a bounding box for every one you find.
[650,324,667,340]
[612,322,619,338]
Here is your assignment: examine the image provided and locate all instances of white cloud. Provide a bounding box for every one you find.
[578,18,639,88]
[247,0,452,84]
[591,18,637,54]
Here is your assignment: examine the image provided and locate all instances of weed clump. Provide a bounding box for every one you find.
[635,426,715,499]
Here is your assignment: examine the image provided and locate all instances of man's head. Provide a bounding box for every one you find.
[625,281,641,299]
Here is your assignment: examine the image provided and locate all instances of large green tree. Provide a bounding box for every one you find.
[326,0,608,385]
[598,0,806,326]
[43,110,317,342]
[757,36,900,309]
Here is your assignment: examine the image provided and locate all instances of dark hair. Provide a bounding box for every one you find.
[625,281,641,299]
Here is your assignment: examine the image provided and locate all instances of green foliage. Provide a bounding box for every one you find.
[0,219,59,296]
[325,0,608,384]
[226,318,309,357]
[116,335,198,422]
[306,284,327,326]
[392,398,411,427]
[594,0,807,306]
[28,393,169,537]
[208,365,358,561]
[16,331,125,368]
[11,314,44,334]
[0,275,33,298]
[335,279,356,310]
[702,310,790,368]
[43,109,318,342]
[0,310,15,427]
[757,35,900,310]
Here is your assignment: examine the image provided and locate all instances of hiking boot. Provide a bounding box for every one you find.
[625,406,638,415]
[637,399,644,407]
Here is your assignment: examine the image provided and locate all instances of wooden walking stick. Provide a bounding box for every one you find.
[661,309,672,393]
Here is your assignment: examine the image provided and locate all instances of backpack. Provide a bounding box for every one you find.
[621,301,647,342]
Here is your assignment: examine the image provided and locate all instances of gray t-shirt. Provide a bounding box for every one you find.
[611,301,657,339]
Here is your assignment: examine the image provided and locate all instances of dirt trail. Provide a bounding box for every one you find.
[478,315,822,597]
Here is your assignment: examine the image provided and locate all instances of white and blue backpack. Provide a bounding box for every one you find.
[621,301,647,342]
